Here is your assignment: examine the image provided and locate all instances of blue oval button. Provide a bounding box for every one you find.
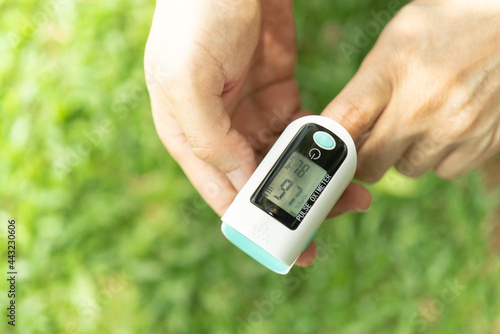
[313,131,336,150]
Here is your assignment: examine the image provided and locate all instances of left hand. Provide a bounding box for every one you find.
[144,0,372,267]
[323,0,500,182]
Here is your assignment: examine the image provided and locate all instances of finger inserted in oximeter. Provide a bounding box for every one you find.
[221,115,357,274]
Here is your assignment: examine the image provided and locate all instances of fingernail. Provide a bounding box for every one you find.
[227,169,249,190]
[347,205,370,214]
[357,204,371,213]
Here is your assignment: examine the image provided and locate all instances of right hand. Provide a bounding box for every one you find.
[145,0,372,265]
[322,0,500,182]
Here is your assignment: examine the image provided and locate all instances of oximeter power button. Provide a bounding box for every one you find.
[313,131,336,150]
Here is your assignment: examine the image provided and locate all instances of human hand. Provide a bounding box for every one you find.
[145,0,372,266]
[323,0,500,182]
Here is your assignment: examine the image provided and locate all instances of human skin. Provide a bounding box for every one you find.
[145,0,499,267]
[324,0,500,181]
[144,0,372,266]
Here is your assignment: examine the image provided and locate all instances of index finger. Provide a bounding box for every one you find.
[321,58,392,141]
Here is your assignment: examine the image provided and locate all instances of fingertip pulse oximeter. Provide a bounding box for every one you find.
[221,115,357,274]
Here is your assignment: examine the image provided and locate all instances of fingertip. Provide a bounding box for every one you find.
[354,183,372,211]
[322,99,370,141]
[344,182,372,212]
[295,241,317,267]
[327,182,372,217]
[321,66,392,141]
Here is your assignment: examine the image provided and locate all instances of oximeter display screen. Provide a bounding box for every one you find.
[251,123,348,230]
[263,152,326,217]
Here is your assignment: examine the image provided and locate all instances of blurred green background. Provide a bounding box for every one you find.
[1,0,500,333]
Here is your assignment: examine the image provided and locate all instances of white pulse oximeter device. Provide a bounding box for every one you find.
[221,115,357,274]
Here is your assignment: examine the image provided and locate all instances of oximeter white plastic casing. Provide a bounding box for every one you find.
[221,115,357,274]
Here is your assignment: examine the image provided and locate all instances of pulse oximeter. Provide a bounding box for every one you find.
[221,115,357,274]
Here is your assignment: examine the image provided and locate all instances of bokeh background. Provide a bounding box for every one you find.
[1,0,500,333]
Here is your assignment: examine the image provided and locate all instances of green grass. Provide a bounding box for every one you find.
[1,0,499,333]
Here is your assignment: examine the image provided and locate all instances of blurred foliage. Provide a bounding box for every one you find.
[1,0,499,333]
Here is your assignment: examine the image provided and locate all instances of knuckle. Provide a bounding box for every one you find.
[434,167,456,180]
[145,45,206,92]
[395,159,417,177]
[145,62,185,96]
[444,110,477,141]
[434,158,464,180]
[189,127,233,166]
[400,145,433,174]
[153,125,185,161]
[386,5,422,41]
[191,140,219,163]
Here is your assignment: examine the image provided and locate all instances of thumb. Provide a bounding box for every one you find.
[321,59,392,142]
